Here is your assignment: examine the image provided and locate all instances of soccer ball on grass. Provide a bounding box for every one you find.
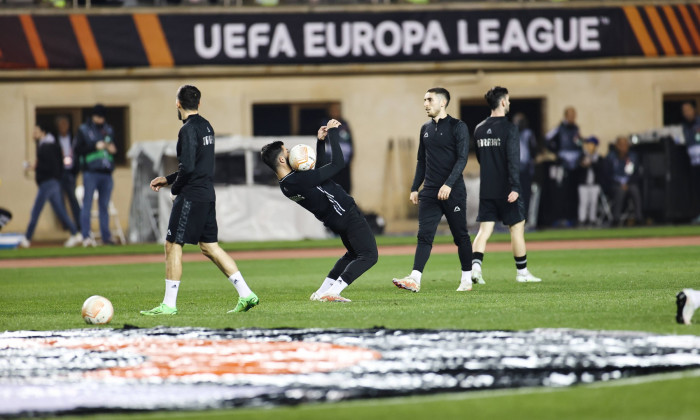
[289,144,316,171]
[81,295,114,325]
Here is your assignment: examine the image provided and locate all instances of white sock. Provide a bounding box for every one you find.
[410,270,422,282]
[315,277,336,295]
[326,278,349,296]
[688,289,700,306]
[472,263,482,273]
[517,268,529,276]
[461,271,472,282]
[163,279,180,307]
[228,271,253,298]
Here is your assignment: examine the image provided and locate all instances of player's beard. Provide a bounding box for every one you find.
[177,109,182,121]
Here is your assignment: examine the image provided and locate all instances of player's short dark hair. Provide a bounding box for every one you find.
[427,87,450,107]
[261,141,285,171]
[177,85,201,111]
[485,86,509,110]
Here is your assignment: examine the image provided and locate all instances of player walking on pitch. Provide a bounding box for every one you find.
[471,86,541,284]
[260,119,378,302]
[141,85,258,315]
[393,87,474,292]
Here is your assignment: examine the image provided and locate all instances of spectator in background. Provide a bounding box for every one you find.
[20,123,82,248]
[608,136,643,226]
[546,106,582,226]
[55,115,81,231]
[576,136,604,227]
[681,102,700,223]
[513,112,537,218]
[323,103,354,194]
[76,104,117,246]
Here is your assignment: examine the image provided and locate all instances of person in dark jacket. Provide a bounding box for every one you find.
[681,102,700,223]
[545,106,583,226]
[20,123,82,248]
[608,136,643,226]
[576,136,605,226]
[471,86,541,284]
[55,115,81,231]
[392,87,473,293]
[141,85,259,316]
[75,104,116,246]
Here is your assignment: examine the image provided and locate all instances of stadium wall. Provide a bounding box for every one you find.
[1,2,699,241]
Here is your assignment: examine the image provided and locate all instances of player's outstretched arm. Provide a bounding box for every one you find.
[316,126,329,167]
[314,126,345,182]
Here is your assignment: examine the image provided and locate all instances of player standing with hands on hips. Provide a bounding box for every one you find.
[393,87,474,292]
[471,86,541,284]
[141,85,258,316]
[260,119,378,302]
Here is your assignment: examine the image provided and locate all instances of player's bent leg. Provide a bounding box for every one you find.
[199,242,239,276]
[327,210,378,300]
[200,242,259,313]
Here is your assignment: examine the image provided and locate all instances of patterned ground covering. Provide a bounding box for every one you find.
[1,327,699,417]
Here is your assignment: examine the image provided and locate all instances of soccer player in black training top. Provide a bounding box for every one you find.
[141,85,259,316]
[261,119,378,302]
[393,87,474,293]
[471,86,541,284]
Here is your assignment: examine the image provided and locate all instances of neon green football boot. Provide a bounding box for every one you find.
[228,293,259,313]
[140,303,178,316]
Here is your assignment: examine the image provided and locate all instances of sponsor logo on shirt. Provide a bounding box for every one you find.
[476,138,501,147]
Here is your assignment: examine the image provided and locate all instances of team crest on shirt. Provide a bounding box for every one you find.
[423,132,428,138]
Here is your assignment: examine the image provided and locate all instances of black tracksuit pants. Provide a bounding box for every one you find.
[414,186,472,272]
[326,206,378,285]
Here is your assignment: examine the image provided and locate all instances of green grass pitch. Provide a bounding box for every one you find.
[0,232,699,419]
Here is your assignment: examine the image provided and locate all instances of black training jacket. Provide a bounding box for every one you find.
[411,115,469,191]
[278,128,356,230]
[473,116,521,199]
[165,114,216,202]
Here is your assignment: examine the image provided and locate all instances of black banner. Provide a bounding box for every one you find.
[1,5,698,70]
[162,8,635,65]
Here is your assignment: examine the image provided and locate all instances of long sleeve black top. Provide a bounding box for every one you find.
[473,116,521,199]
[278,128,356,230]
[411,115,469,192]
[35,134,63,185]
[165,114,216,202]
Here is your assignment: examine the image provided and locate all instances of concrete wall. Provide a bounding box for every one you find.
[1,67,698,240]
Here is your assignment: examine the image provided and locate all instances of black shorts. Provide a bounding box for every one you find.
[477,197,526,226]
[166,197,218,245]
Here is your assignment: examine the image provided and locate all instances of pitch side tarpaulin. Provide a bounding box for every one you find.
[1,4,699,70]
